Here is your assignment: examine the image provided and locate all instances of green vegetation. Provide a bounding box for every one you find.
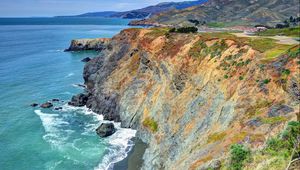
[256,26,300,37]
[264,121,300,158]
[143,117,158,132]
[281,69,291,76]
[261,116,288,124]
[229,144,251,170]
[146,27,170,37]
[207,22,226,28]
[239,76,244,80]
[169,26,198,33]
[241,121,300,169]
[263,79,271,84]
[189,39,228,59]
[248,38,277,53]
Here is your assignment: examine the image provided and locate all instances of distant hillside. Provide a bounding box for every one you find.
[111,0,208,19]
[56,11,118,18]
[61,0,207,19]
[74,11,118,17]
[138,0,300,26]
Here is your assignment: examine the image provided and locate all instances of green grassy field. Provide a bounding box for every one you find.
[256,26,300,37]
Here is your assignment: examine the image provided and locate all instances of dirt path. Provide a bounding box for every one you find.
[232,33,299,45]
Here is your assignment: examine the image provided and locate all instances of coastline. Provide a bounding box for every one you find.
[113,138,148,170]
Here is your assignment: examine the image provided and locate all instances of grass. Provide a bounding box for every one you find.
[264,44,294,60]
[256,26,300,37]
[145,27,170,37]
[207,22,226,28]
[207,131,227,143]
[143,117,158,132]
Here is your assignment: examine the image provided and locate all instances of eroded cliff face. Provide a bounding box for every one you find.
[79,28,299,169]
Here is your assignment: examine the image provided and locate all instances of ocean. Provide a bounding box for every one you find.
[0,17,136,170]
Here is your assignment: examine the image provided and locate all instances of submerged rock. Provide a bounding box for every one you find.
[54,107,63,110]
[40,102,53,108]
[81,57,91,62]
[68,93,89,107]
[52,98,59,102]
[96,123,116,137]
[30,103,38,107]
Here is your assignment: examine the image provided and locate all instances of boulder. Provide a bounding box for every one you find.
[96,123,116,137]
[52,99,59,102]
[81,57,91,62]
[40,102,53,108]
[68,93,89,107]
[30,103,38,107]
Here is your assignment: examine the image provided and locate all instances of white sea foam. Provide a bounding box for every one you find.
[95,123,136,170]
[34,110,69,148]
[35,104,136,169]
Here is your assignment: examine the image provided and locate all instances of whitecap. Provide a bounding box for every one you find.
[35,110,69,149]
[65,73,74,78]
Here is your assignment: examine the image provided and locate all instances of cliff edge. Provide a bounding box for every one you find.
[69,28,300,170]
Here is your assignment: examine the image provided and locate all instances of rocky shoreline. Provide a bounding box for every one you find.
[66,27,300,169]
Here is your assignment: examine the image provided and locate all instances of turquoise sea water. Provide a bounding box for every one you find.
[0,18,136,170]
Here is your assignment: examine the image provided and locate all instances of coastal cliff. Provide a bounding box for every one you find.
[65,38,110,51]
[68,28,300,169]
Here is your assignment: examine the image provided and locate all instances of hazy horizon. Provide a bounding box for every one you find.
[0,0,191,17]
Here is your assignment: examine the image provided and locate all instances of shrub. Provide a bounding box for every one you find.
[229,144,251,170]
[171,26,198,33]
[281,69,291,75]
[143,117,158,132]
[169,28,176,33]
[263,79,271,84]
[239,76,244,80]
[224,75,229,79]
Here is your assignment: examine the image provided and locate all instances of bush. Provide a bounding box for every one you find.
[263,79,271,84]
[229,144,251,170]
[281,69,291,75]
[170,27,198,33]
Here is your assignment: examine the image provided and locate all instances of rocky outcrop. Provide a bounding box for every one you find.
[68,93,89,107]
[96,123,116,137]
[69,28,300,170]
[65,38,110,51]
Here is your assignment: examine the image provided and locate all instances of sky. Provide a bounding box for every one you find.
[0,0,188,17]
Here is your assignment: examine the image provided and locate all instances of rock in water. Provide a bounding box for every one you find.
[52,98,59,102]
[30,103,38,107]
[96,123,116,137]
[40,102,53,108]
[81,57,91,62]
[54,107,63,110]
[68,93,89,107]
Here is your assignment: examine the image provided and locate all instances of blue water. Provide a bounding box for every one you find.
[0,18,136,170]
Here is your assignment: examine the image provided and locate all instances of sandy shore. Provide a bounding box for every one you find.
[113,138,148,170]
